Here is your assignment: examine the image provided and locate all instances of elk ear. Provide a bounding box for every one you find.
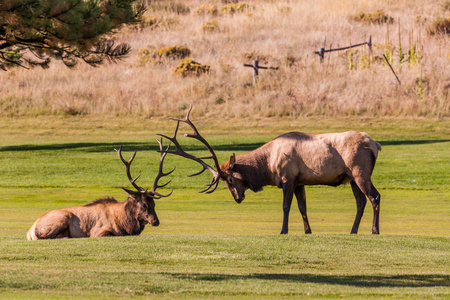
[228,153,236,170]
[122,188,140,200]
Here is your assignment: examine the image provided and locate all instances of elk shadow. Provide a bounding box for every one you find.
[164,273,449,288]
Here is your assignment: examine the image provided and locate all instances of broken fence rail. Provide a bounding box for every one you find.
[314,36,372,62]
[243,57,279,83]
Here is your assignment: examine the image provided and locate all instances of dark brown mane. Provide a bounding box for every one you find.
[84,197,118,207]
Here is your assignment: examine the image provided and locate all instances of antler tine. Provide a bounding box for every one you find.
[114,146,143,192]
[149,139,175,199]
[200,176,220,194]
[180,105,222,176]
[159,105,222,194]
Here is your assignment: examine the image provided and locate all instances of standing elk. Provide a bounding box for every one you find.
[159,106,382,234]
[27,140,174,240]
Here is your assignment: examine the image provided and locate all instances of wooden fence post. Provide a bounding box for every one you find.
[253,57,259,83]
[243,56,279,83]
[319,36,326,63]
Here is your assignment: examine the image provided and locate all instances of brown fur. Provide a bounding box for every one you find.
[220,131,381,234]
[27,193,159,240]
[27,142,174,240]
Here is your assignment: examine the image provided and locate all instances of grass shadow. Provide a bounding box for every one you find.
[165,273,450,288]
[0,142,156,153]
[1,139,448,153]
[379,140,450,146]
[0,142,266,153]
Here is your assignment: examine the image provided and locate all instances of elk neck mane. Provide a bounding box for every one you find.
[84,197,119,206]
[235,143,274,192]
[123,199,146,235]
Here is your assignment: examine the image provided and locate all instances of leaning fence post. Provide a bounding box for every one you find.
[252,57,259,83]
[383,54,401,86]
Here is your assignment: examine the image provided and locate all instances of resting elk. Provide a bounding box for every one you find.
[27,140,174,240]
[160,105,382,234]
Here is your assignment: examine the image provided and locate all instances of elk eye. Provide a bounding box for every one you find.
[142,203,148,209]
[228,177,234,185]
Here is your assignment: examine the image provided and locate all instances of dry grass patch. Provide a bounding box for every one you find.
[0,0,448,118]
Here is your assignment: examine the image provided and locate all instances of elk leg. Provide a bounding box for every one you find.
[55,228,70,239]
[36,223,70,239]
[294,185,312,234]
[34,211,73,239]
[90,228,114,237]
[281,180,295,234]
[350,181,367,234]
[354,179,381,234]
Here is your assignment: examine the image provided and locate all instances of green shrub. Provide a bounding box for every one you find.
[220,2,253,14]
[284,55,298,67]
[426,17,450,35]
[353,10,394,24]
[443,1,450,11]
[277,6,292,14]
[242,51,271,64]
[148,1,190,15]
[215,95,225,104]
[129,15,178,31]
[137,48,152,65]
[137,46,191,65]
[156,46,191,59]
[173,58,210,77]
[202,20,220,32]
[195,4,218,16]
[130,16,160,30]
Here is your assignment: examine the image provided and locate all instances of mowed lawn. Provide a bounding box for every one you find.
[0,116,449,299]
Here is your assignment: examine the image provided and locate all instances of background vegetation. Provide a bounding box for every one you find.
[0,0,449,118]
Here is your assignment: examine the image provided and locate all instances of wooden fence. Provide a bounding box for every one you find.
[314,36,372,62]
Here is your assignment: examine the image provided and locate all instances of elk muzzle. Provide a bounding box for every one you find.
[235,196,244,204]
[148,214,160,226]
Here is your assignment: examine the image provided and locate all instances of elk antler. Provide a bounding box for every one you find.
[115,146,143,192]
[115,141,174,199]
[158,105,222,193]
[149,139,175,199]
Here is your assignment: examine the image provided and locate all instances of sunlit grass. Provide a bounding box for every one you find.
[0,116,448,298]
[0,235,448,298]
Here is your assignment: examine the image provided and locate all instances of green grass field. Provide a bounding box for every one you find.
[0,116,449,299]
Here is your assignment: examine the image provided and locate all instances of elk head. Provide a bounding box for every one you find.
[159,105,249,203]
[115,140,174,227]
[219,153,249,203]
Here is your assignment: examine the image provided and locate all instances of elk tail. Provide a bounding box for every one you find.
[363,134,382,160]
[27,223,38,240]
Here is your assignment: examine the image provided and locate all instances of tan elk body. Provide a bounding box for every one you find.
[219,131,381,234]
[27,196,157,240]
[161,106,382,234]
[27,142,173,240]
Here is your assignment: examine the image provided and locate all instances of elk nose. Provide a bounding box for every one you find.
[153,219,160,227]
